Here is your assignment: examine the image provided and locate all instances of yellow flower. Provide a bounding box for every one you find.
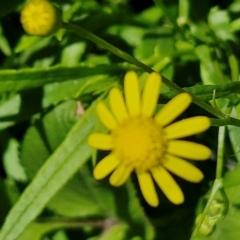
[88,71,211,207]
[20,0,62,37]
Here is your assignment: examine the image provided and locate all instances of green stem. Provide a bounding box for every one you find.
[37,217,107,228]
[228,53,239,81]
[212,60,226,85]
[191,126,229,239]
[63,22,232,120]
[216,126,226,179]
[210,117,240,127]
[178,0,189,25]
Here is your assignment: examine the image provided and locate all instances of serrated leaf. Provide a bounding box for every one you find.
[162,81,240,101]
[0,64,124,93]
[3,138,27,182]
[42,75,120,108]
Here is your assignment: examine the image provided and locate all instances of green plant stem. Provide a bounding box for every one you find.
[210,117,240,127]
[216,126,226,179]
[178,0,189,25]
[190,126,229,240]
[37,217,108,228]
[228,53,239,81]
[63,22,239,123]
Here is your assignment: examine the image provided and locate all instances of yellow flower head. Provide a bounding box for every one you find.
[20,0,62,37]
[88,71,211,207]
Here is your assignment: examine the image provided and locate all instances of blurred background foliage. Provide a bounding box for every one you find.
[0,0,240,239]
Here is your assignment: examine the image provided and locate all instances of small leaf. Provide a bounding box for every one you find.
[208,7,235,41]
[3,138,27,182]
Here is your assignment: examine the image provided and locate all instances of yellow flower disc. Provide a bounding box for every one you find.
[111,116,167,172]
[20,0,62,37]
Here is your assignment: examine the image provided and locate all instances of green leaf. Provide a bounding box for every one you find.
[0,24,11,56]
[21,100,79,179]
[18,221,68,240]
[0,178,12,226]
[208,7,235,41]
[195,45,220,85]
[135,6,164,25]
[162,81,240,101]
[194,206,240,240]
[227,104,240,163]
[0,101,98,240]
[99,224,128,240]
[43,75,120,108]
[60,42,86,66]
[153,0,178,24]
[0,64,124,93]
[0,94,21,130]
[14,36,43,54]
[3,138,27,182]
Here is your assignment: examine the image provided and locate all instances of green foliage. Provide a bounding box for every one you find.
[1,0,240,240]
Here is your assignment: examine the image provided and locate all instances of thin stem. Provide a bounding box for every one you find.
[37,217,115,230]
[210,117,240,127]
[178,0,189,25]
[216,126,226,179]
[191,125,229,240]
[37,217,106,228]
[229,53,239,81]
[62,22,230,120]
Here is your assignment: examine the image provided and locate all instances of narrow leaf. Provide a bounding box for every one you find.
[0,103,98,240]
[0,64,123,93]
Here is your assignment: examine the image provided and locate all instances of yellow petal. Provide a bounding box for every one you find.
[151,167,184,205]
[124,71,140,116]
[109,88,128,122]
[110,164,132,186]
[137,172,159,207]
[155,92,192,126]
[164,116,210,140]
[163,154,204,182]
[167,140,211,160]
[88,133,112,150]
[141,72,161,117]
[96,102,117,130]
[93,154,120,180]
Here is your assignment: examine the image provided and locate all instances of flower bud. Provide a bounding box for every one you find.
[20,0,62,37]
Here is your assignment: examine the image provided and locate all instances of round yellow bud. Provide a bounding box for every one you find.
[20,0,62,37]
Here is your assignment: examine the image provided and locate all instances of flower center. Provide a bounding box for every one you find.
[111,116,167,172]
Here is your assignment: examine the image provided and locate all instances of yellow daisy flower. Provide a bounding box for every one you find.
[88,71,211,207]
